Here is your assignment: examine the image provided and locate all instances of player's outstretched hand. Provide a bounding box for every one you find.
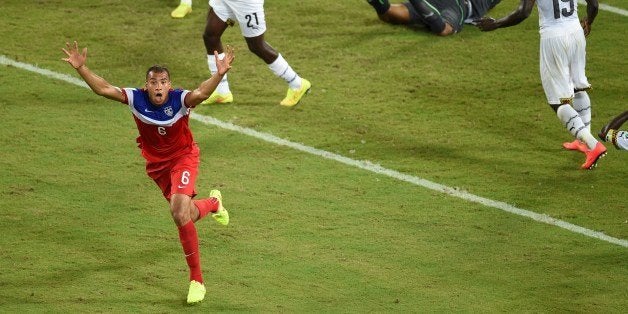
[215,45,235,76]
[474,17,498,31]
[62,41,87,69]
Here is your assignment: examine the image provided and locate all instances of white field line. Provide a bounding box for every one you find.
[2,56,627,248]
[578,1,628,17]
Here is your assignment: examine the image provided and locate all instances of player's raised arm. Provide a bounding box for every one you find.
[185,45,235,108]
[62,41,125,103]
[475,0,535,31]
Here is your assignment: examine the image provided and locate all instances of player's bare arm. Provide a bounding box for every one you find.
[185,46,235,107]
[62,41,125,103]
[581,0,599,36]
[599,111,628,140]
[475,0,535,31]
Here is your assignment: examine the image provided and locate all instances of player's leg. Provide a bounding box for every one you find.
[367,0,391,16]
[541,35,605,168]
[383,3,416,24]
[168,150,208,304]
[553,101,606,169]
[171,0,193,18]
[192,189,229,225]
[169,147,229,225]
[572,90,591,131]
[367,1,427,25]
[570,31,607,165]
[570,32,593,134]
[368,0,414,25]
[541,36,595,150]
[202,3,233,104]
[552,101,591,146]
[170,193,201,282]
[229,1,309,106]
[244,35,311,106]
[146,157,206,303]
[171,193,207,304]
[562,90,590,153]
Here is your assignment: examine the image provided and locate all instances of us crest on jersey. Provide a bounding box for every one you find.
[164,106,174,117]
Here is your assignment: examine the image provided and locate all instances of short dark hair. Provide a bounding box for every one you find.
[145,65,170,80]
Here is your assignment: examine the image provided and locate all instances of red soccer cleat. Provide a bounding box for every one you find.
[581,142,607,170]
[562,140,588,153]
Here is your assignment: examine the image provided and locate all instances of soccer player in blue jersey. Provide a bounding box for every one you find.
[62,41,234,304]
[367,0,501,36]
[202,0,311,107]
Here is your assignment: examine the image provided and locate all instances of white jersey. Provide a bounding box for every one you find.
[537,0,581,38]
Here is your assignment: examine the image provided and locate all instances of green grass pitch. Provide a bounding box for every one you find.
[0,0,626,312]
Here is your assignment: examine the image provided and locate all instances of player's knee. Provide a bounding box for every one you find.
[550,103,568,113]
[170,207,188,225]
[169,196,191,225]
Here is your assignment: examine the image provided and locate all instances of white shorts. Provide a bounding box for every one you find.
[209,0,266,38]
[539,29,590,105]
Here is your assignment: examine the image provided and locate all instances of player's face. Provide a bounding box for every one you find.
[145,71,172,106]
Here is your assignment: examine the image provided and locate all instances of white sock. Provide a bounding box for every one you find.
[181,0,192,6]
[573,91,592,132]
[556,104,598,149]
[268,54,302,90]
[207,53,230,94]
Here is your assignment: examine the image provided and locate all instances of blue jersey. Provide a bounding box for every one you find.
[122,88,195,162]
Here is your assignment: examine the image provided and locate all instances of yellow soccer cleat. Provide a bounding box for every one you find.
[210,189,229,225]
[280,78,311,107]
[187,280,206,304]
[201,91,233,105]
[171,3,192,18]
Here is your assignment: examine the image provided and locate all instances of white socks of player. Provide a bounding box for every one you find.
[268,54,302,90]
[556,104,598,150]
[180,0,192,6]
[573,91,592,132]
[207,53,231,94]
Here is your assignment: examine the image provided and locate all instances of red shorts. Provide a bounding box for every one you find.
[145,145,200,201]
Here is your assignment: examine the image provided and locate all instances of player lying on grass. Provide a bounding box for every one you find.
[367,0,501,36]
[599,111,628,150]
[62,41,233,304]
